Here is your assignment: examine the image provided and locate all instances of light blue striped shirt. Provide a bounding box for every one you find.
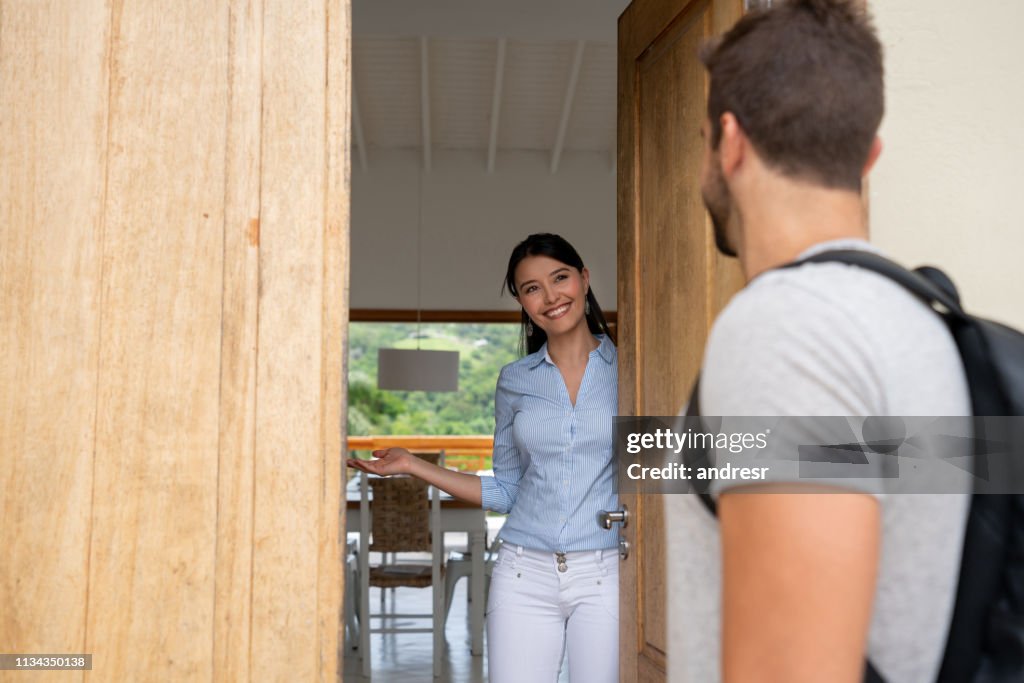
[480,334,619,552]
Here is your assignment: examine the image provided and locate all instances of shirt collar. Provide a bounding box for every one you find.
[527,334,614,369]
[796,237,879,260]
[593,334,615,364]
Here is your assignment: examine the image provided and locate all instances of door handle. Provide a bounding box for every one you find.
[597,504,629,529]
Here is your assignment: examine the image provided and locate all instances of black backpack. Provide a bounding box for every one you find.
[687,249,1024,683]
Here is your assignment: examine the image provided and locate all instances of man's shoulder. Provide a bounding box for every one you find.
[703,248,966,416]
[717,248,941,341]
[710,263,868,348]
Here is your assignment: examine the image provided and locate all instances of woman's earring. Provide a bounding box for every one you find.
[526,320,534,336]
[585,297,591,315]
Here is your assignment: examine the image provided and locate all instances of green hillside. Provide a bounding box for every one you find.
[347,322,521,437]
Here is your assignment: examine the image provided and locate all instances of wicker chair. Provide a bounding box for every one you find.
[356,456,444,678]
[375,452,442,601]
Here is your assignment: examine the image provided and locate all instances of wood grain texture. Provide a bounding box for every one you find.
[84,1,229,679]
[0,2,110,680]
[2,1,348,680]
[214,1,263,680]
[617,1,743,681]
[616,12,641,677]
[321,0,349,677]
[250,0,330,678]
[637,0,711,418]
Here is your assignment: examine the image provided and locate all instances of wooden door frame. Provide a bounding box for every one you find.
[617,0,744,680]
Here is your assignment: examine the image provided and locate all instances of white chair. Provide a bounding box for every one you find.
[357,468,444,678]
[343,537,360,650]
[443,536,502,624]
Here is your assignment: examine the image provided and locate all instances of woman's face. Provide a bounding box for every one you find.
[514,255,590,339]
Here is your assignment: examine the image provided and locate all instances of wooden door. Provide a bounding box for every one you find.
[0,1,349,680]
[617,0,744,680]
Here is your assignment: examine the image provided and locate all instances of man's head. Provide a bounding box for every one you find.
[699,0,884,256]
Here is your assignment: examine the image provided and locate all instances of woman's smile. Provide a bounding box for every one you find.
[543,302,572,320]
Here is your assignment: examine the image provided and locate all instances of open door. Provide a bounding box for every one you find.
[0,1,348,679]
[616,0,744,680]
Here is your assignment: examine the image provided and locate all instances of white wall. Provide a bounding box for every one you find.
[351,148,617,311]
[871,1,1024,329]
[354,2,1024,326]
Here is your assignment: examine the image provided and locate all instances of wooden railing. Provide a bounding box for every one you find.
[347,435,494,473]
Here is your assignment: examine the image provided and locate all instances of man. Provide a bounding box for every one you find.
[667,1,971,682]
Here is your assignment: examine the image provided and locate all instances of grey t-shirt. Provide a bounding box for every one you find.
[666,239,971,683]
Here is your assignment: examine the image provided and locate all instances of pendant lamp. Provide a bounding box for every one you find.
[376,166,459,392]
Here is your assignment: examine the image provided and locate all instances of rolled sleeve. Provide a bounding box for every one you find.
[481,368,524,513]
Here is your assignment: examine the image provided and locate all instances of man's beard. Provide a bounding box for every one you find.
[702,165,737,258]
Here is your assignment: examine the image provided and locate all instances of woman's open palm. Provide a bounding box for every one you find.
[346,447,411,477]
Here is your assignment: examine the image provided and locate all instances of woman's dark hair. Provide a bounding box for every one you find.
[502,233,615,355]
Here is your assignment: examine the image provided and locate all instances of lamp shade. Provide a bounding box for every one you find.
[377,348,460,392]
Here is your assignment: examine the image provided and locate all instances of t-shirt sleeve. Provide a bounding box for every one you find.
[479,367,526,513]
[699,276,886,496]
[701,277,881,417]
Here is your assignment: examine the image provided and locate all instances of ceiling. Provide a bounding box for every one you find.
[351,0,630,173]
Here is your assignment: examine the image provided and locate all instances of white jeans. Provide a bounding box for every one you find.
[486,544,619,683]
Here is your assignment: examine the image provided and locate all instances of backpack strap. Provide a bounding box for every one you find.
[787,249,969,321]
[688,254,908,680]
[680,246,959,517]
[787,249,1009,420]
[686,369,891,683]
[791,251,1024,683]
[683,376,717,516]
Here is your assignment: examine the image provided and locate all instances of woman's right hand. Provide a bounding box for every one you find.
[349,447,484,506]
[346,447,415,477]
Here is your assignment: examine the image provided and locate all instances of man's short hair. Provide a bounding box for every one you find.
[700,0,884,191]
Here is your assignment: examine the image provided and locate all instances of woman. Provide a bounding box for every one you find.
[348,233,619,682]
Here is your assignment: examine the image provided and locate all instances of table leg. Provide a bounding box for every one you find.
[469,529,486,655]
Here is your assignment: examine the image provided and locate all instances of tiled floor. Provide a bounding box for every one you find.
[340,579,487,683]
[340,580,571,683]
[341,520,571,682]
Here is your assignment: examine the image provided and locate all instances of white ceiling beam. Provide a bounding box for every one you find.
[351,81,369,173]
[419,36,432,172]
[550,40,586,174]
[486,38,507,173]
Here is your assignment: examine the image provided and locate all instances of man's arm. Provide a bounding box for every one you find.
[704,279,885,681]
[719,487,880,683]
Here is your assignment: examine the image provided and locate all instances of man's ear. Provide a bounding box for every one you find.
[719,112,746,177]
[862,136,883,176]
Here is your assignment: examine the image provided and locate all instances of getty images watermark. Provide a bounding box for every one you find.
[614,416,1024,495]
